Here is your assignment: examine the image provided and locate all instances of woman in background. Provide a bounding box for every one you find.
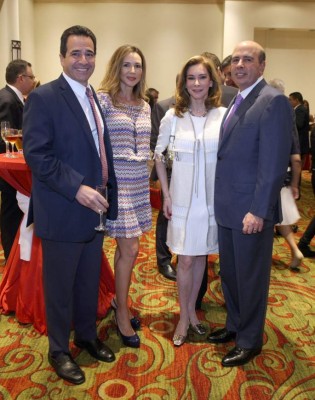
[98,45,151,348]
[155,56,226,346]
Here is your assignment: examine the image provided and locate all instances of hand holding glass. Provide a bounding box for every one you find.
[95,185,108,232]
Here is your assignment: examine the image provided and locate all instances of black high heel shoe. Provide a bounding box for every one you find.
[111,298,141,331]
[112,304,140,348]
[117,325,140,348]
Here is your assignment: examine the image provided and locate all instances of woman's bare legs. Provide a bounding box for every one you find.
[174,255,207,337]
[277,225,303,269]
[187,255,207,325]
[114,237,139,336]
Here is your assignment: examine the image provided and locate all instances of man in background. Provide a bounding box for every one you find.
[289,92,309,170]
[221,55,238,88]
[0,59,34,261]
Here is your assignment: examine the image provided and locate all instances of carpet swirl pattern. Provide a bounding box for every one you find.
[0,172,314,399]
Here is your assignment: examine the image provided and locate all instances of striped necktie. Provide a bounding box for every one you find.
[223,94,244,131]
[86,87,108,185]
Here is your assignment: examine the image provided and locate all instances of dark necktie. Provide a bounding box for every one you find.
[86,87,108,186]
[223,93,244,132]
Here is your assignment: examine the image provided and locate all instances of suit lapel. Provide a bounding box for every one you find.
[58,75,98,153]
[219,79,267,149]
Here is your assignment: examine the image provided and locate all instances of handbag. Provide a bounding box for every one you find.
[165,115,177,169]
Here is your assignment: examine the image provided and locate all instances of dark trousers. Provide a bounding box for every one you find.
[155,209,172,267]
[196,260,208,309]
[0,178,23,260]
[299,216,315,246]
[42,234,104,355]
[218,224,274,348]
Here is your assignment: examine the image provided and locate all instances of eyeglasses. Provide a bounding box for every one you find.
[21,74,35,80]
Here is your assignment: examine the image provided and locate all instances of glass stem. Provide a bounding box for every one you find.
[5,141,10,157]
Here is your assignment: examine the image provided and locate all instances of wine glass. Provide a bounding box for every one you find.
[95,185,108,232]
[15,130,23,155]
[5,129,19,158]
[1,121,11,158]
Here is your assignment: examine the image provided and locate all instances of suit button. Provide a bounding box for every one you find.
[217,156,222,160]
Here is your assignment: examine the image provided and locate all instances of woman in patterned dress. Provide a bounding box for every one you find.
[98,45,151,348]
[155,56,225,346]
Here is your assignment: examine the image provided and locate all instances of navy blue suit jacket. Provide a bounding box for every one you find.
[23,74,117,242]
[215,79,292,230]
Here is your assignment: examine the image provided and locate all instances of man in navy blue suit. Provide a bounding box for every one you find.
[23,26,117,385]
[208,41,292,367]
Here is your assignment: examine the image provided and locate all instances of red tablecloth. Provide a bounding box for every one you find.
[0,153,115,334]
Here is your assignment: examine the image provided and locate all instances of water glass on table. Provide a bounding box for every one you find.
[15,130,23,154]
[1,121,11,158]
[4,128,19,158]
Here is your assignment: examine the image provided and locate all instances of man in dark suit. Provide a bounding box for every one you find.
[23,25,118,385]
[0,59,35,261]
[289,92,309,170]
[150,96,177,281]
[208,41,292,367]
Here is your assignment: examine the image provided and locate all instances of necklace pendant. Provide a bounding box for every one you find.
[189,108,207,117]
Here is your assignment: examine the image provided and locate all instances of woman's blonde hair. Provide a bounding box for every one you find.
[98,44,147,107]
[175,55,222,117]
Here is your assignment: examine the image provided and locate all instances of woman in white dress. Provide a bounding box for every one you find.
[155,55,226,346]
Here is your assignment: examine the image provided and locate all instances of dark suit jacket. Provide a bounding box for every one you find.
[215,79,292,230]
[294,104,310,155]
[23,74,117,242]
[220,84,238,109]
[0,85,24,153]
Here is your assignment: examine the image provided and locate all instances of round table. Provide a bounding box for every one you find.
[0,153,115,334]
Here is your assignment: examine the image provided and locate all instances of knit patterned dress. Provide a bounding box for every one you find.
[97,93,152,238]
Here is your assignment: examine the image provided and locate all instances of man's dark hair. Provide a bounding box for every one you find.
[221,55,232,70]
[60,25,97,57]
[5,59,32,84]
[289,92,303,104]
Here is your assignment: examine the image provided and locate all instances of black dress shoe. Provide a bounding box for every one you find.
[222,346,262,367]
[48,352,85,385]
[298,243,315,257]
[74,338,115,362]
[130,316,141,331]
[190,323,207,335]
[158,264,176,281]
[207,328,236,344]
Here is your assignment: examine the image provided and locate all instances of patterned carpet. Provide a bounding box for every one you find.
[0,172,314,400]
